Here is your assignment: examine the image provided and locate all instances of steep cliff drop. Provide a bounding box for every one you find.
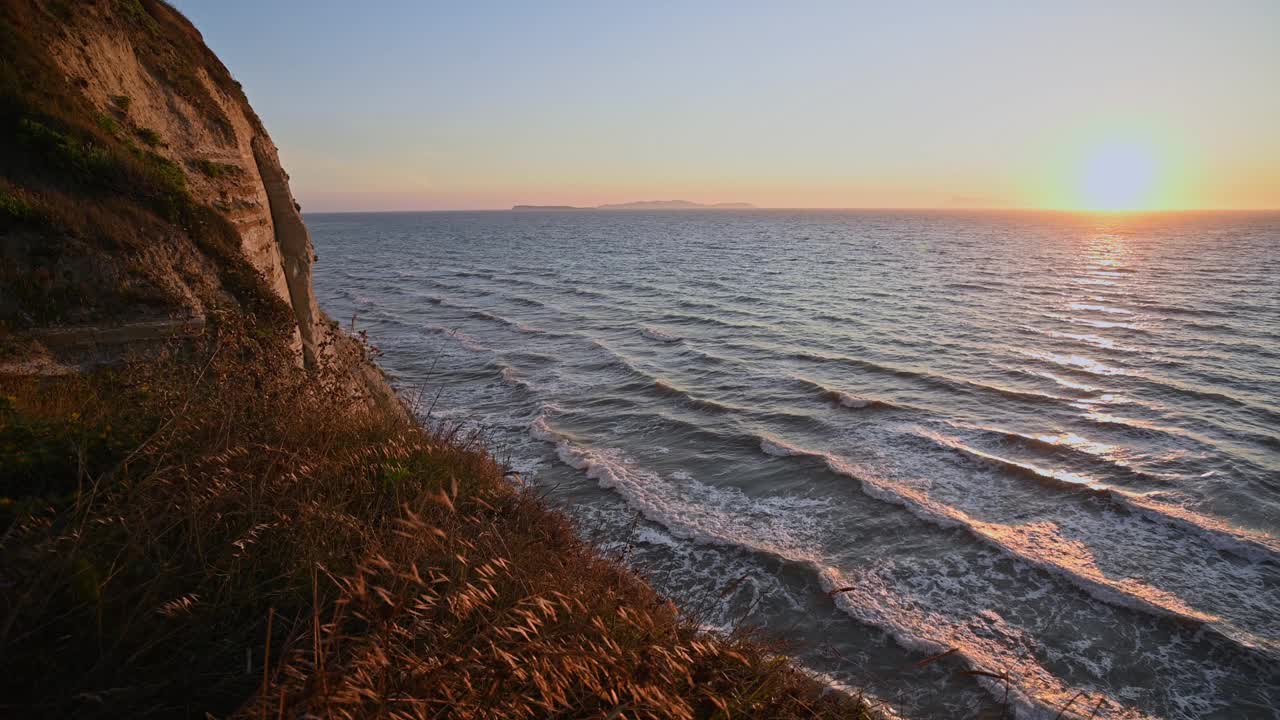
[1,0,364,387]
[251,136,320,369]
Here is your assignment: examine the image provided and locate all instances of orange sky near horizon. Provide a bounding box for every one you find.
[177,1,1280,213]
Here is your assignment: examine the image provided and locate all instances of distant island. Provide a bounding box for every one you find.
[513,200,756,211]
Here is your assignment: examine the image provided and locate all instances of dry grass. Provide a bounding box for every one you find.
[0,317,876,719]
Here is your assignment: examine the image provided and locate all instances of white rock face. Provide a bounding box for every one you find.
[48,26,327,366]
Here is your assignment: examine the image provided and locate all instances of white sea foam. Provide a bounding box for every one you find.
[529,416,1157,718]
[748,431,1280,658]
[818,562,1161,720]
[528,415,828,560]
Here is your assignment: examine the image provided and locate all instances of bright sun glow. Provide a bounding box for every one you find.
[1076,141,1158,212]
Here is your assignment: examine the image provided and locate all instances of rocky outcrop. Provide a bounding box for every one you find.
[252,137,320,368]
[41,12,323,364]
[1,0,395,411]
[0,0,356,372]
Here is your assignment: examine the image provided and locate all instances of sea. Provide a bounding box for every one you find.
[308,209,1280,719]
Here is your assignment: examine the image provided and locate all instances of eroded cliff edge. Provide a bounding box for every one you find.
[1,0,366,389]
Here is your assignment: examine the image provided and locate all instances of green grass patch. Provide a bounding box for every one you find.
[94,111,120,137]
[17,117,118,185]
[193,157,240,179]
[135,125,162,146]
[115,0,157,33]
[0,186,33,222]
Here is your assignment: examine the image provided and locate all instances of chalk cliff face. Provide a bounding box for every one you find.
[43,3,322,365]
[0,0,345,375]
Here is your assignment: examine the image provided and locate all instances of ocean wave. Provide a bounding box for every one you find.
[676,345,734,366]
[1080,410,1226,451]
[459,308,551,336]
[503,294,549,309]
[651,379,735,414]
[746,432,1280,657]
[942,421,1176,486]
[759,433,808,457]
[662,311,764,332]
[421,325,493,354]
[1014,348,1130,377]
[1042,312,1147,332]
[817,563,1164,720]
[572,287,612,301]
[527,415,828,558]
[529,417,1164,718]
[916,427,1141,495]
[495,361,534,392]
[917,427,1280,565]
[448,269,494,280]
[791,375,906,411]
[721,292,765,305]
[1068,302,1135,316]
[314,212,1280,716]
[1130,301,1234,319]
[587,339,660,386]
[753,344,1082,406]
[1020,325,1143,354]
[676,298,725,313]
[1123,374,1280,426]
[995,363,1103,394]
[424,279,462,292]
[944,281,1001,291]
[640,325,683,343]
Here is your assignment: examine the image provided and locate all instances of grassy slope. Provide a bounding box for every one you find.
[0,321,873,719]
[0,1,878,718]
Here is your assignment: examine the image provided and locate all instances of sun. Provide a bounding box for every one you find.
[1076,140,1158,212]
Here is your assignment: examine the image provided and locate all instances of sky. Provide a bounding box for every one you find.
[171,1,1280,212]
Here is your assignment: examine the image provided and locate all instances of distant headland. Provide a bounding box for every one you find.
[513,200,756,211]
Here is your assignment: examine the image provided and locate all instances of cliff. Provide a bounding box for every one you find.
[0,0,381,393]
[0,3,878,719]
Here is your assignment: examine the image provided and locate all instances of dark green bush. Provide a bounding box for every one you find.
[135,125,162,145]
[194,157,240,179]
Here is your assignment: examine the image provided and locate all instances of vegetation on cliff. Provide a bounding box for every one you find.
[1,322,877,718]
[0,0,275,334]
[0,2,879,718]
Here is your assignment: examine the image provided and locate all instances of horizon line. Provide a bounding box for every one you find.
[302,206,1280,215]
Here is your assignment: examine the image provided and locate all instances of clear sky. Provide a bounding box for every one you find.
[171,1,1279,212]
